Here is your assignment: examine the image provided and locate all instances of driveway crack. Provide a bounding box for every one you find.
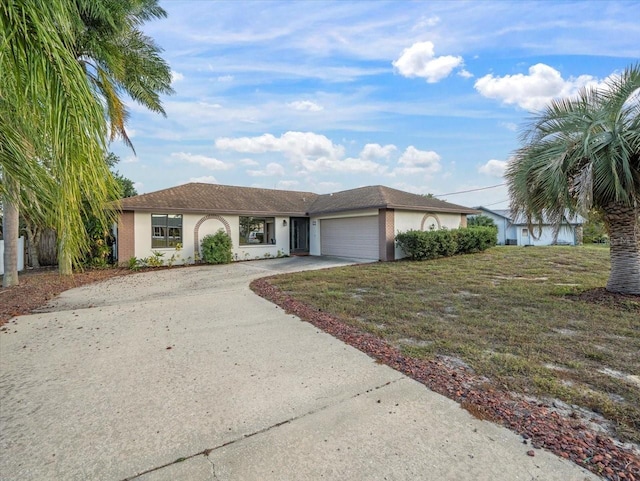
[205,450,218,481]
[120,377,404,481]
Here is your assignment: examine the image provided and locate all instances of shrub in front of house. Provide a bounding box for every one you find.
[455,226,497,254]
[395,229,456,260]
[396,227,496,261]
[201,230,233,264]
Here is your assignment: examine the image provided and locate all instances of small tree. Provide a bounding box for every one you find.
[201,230,233,264]
[468,214,497,229]
[582,210,607,244]
[507,64,640,294]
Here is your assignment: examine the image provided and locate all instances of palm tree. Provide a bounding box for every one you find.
[506,64,640,294]
[73,0,173,150]
[1,0,173,284]
[1,0,114,286]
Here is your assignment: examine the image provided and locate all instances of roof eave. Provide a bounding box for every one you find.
[308,204,479,216]
[118,206,309,216]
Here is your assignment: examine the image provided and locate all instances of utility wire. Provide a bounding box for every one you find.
[435,183,505,197]
[483,199,509,207]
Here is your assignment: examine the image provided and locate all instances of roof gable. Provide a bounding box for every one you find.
[309,185,478,215]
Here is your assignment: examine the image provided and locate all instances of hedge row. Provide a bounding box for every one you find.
[395,226,497,261]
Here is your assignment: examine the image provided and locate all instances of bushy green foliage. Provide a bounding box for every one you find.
[396,227,497,261]
[201,230,233,264]
[467,214,497,229]
[582,210,608,244]
[455,227,498,254]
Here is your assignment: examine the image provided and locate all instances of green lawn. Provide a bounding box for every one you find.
[268,246,640,443]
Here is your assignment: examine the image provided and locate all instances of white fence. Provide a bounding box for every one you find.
[0,236,25,275]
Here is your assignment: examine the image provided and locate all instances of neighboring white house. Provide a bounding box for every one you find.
[0,236,25,275]
[114,183,478,264]
[474,207,584,246]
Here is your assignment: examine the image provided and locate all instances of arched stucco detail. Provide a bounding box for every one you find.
[420,213,442,231]
[193,214,231,255]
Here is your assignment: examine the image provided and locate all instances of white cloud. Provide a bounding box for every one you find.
[216,131,345,160]
[247,162,286,177]
[458,69,473,79]
[413,15,440,30]
[189,175,218,184]
[198,101,222,109]
[277,180,300,189]
[133,181,144,193]
[360,143,397,161]
[314,181,343,194]
[395,146,442,175]
[217,75,234,82]
[171,70,184,83]
[474,63,607,111]
[499,122,518,132]
[238,158,259,166]
[300,156,387,174]
[479,159,508,177]
[391,182,430,195]
[392,41,463,83]
[123,155,138,164]
[288,100,324,112]
[171,152,233,170]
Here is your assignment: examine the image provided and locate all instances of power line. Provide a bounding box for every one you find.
[483,199,509,207]
[435,183,505,197]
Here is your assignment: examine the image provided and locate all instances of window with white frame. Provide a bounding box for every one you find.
[239,216,275,245]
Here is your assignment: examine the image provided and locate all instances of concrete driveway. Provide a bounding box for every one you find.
[0,257,595,481]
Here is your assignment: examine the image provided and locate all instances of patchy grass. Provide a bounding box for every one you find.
[268,246,640,444]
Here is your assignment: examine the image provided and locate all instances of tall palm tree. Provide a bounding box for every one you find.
[74,0,173,151]
[2,0,173,284]
[1,0,114,286]
[506,64,640,294]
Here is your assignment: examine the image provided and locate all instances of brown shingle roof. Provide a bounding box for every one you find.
[117,183,477,216]
[309,185,478,215]
[117,183,318,215]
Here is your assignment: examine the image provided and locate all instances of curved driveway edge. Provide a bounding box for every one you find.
[0,258,597,480]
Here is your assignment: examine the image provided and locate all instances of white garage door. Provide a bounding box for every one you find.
[320,216,379,260]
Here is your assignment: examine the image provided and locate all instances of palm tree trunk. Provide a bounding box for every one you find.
[24,223,41,269]
[603,201,640,295]
[2,178,20,287]
[58,230,73,276]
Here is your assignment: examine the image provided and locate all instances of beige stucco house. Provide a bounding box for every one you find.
[115,183,478,264]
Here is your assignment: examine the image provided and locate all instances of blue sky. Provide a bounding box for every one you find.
[110,0,640,208]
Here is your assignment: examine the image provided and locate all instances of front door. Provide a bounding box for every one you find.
[290,217,310,254]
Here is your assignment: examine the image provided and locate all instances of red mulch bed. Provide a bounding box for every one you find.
[0,267,133,326]
[572,288,640,312]
[251,278,640,481]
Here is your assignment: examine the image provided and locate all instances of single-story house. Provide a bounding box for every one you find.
[114,183,478,264]
[474,207,584,246]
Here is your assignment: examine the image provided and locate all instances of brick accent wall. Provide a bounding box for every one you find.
[460,214,468,228]
[378,208,395,261]
[117,211,135,265]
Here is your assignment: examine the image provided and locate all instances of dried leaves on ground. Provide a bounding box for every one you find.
[0,268,132,326]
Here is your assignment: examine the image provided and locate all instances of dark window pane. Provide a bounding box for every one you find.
[151,214,182,248]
